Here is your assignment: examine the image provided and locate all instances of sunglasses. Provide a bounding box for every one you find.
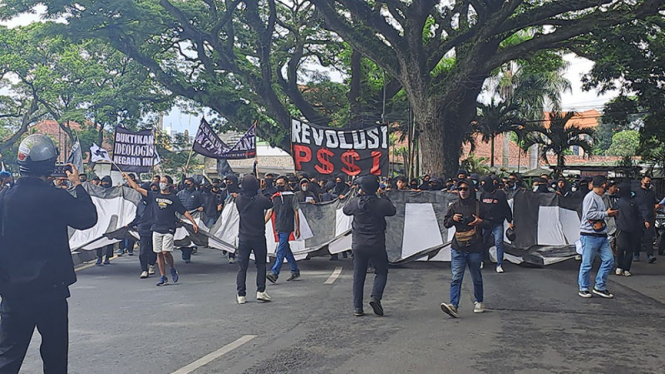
[459,187,470,192]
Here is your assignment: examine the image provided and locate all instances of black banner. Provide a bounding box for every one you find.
[192,118,256,159]
[112,127,156,173]
[290,119,389,177]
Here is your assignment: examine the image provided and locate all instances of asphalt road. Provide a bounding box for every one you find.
[17,249,665,374]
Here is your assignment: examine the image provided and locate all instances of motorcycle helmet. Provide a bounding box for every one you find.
[17,134,59,176]
[506,227,516,242]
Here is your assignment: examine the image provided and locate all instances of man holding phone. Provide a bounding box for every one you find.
[578,175,618,299]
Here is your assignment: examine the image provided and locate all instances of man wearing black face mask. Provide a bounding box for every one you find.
[332,174,350,199]
[441,179,491,318]
[480,176,514,273]
[96,176,115,265]
[266,176,301,283]
[177,177,203,263]
[533,177,551,193]
[635,175,659,263]
[262,173,277,197]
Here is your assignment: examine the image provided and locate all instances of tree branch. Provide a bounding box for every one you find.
[482,3,663,72]
[312,0,401,78]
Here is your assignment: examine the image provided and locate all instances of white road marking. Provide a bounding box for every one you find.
[171,335,257,374]
[325,267,343,284]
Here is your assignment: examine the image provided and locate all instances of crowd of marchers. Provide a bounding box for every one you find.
[3,135,664,373]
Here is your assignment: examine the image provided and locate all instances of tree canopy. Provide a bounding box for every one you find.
[2,1,663,176]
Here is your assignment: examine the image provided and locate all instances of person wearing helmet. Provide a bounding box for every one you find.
[0,134,98,373]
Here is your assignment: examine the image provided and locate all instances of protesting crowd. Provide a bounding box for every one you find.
[0,134,663,373]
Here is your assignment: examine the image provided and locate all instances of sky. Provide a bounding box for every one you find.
[3,8,618,135]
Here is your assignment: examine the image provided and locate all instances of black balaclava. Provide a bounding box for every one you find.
[101,176,113,189]
[481,175,496,193]
[333,174,347,194]
[225,175,240,193]
[240,175,259,196]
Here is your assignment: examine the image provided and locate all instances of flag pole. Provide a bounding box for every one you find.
[183,117,200,174]
[252,120,259,177]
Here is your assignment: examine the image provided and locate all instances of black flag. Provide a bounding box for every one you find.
[192,118,257,160]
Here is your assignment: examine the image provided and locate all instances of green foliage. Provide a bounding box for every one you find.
[521,111,595,170]
[606,130,639,157]
[578,16,665,166]
[0,22,172,159]
[460,153,490,176]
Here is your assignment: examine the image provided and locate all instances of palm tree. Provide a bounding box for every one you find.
[521,111,594,174]
[495,59,572,168]
[475,99,526,167]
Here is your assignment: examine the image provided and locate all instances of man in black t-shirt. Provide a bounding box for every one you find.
[124,174,199,286]
[266,176,301,284]
[235,175,274,304]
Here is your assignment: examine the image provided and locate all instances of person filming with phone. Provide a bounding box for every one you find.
[0,134,98,373]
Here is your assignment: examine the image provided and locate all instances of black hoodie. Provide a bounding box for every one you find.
[479,176,513,225]
[615,183,644,233]
[343,192,396,252]
[444,186,491,252]
[235,175,273,238]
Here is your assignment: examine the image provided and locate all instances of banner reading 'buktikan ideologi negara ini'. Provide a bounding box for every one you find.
[290,118,389,177]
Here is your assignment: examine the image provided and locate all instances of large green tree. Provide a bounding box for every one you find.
[4,1,662,177]
[0,23,172,158]
[575,16,665,166]
[309,0,662,176]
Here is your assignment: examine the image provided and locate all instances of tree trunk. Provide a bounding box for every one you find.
[490,135,495,168]
[502,133,509,168]
[348,49,362,128]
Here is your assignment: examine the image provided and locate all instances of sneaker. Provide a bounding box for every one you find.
[156,276,168,286]
[369,298,384,316]
[116,250,124,257]
[140,271,148,279]
[615,268,623,276]
[128,251,134,256]
[148,265,156,275]
[648,255,657,264]
[633,254,641,262]
[170,268,179,283]
[440,303,458,318]
[95,258,103,266]
[354,308,364,316]
[228,258,235,264]
[237,295,246,304]
[103,259,111,265]
[578,290,592,298]
[496,265,504,273]
[366,267,375,274]
[286,272,300,281]
[592,288,614,298]
[329,254,339,261]
[623,270,632,277]
[266,272,278,284]
[256,291,271,302]
[574,255,582,261]
[480,261,484,269]
[473,302,485,313]
[192,247,198,254]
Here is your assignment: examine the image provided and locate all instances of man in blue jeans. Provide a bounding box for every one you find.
[266,176,301,283]
[578,175,618,298]
[480,175,514,273]
[441,179,490,318]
